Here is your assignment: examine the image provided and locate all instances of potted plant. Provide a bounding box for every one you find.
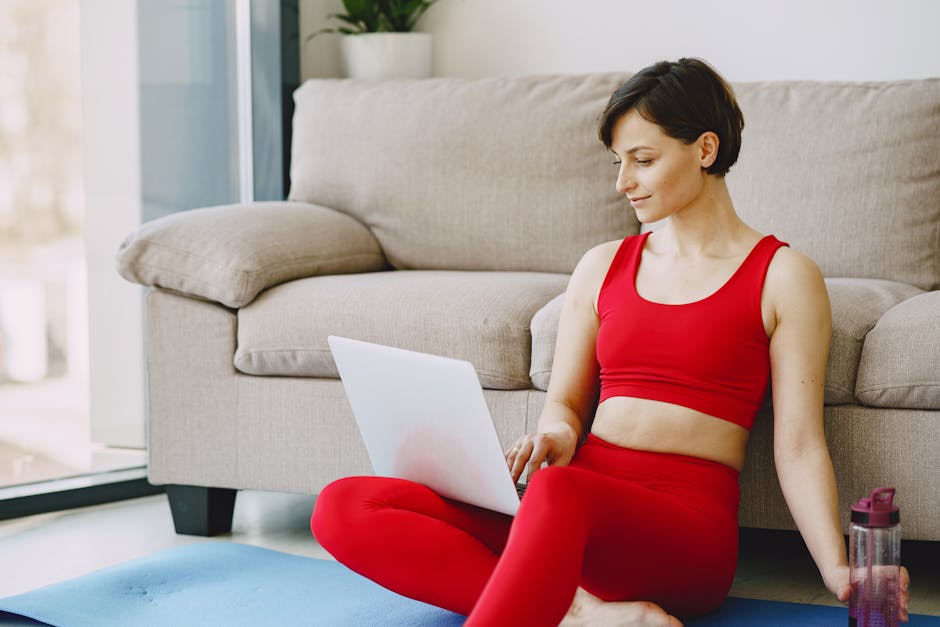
[310,0,442,80]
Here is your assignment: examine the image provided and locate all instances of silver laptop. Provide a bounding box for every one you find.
[328,335,522,516]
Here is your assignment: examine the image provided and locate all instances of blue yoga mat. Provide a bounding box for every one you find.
[0,542,936,626]
[0,543,462,627]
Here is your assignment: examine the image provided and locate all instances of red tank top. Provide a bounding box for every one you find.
[596,232,788,430]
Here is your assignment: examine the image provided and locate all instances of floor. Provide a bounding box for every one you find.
[1,490,937,618]
[0,378,147,488]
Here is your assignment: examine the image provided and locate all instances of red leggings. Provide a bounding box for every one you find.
[311,434,740,625]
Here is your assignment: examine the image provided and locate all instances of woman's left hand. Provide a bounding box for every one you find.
[504,428,577,484]
[826,564,910,622]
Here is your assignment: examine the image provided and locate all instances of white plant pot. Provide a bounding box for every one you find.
[341,32,432,80]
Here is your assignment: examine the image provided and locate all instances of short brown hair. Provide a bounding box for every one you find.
[598,58,744,177]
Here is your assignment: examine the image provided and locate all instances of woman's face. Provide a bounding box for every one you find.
[609,109,714,223]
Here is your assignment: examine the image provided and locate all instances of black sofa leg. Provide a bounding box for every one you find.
[164,485,237,536]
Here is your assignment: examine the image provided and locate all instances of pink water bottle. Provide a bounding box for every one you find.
[849,487,901,627]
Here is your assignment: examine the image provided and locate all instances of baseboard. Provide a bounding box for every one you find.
[0,468,164,520]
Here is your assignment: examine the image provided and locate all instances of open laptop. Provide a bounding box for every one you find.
[327,335,523,516]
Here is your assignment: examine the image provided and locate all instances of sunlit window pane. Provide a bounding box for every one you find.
[0,0,145,488]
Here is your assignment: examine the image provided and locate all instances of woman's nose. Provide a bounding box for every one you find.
[616,165,635,195]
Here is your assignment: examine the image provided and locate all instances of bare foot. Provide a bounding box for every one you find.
[560,587,683,627]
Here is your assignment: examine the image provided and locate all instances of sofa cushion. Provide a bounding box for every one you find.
[728,79,940,290]
[289,75,638,274]
[855,291,940,409]
[530,293,565,391]
[117,202,387,308]
[235,271,569,390]
[824,279,924,404]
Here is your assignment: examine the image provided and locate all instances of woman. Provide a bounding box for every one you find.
[312,58,910,626]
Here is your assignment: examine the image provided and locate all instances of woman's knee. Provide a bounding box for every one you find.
[310,476,372,550]
[311,476,430,548]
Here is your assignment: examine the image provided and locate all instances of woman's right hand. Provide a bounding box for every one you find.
[505,428,579,484]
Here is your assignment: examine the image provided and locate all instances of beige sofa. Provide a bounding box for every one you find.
[117,74,940,540]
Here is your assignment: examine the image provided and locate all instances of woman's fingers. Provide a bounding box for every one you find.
[507,434,548,483]
[505,435,528,463]
[525,437,551,481]
[507,436,533,483]
[508,434,555,483]
[506,431,577,483]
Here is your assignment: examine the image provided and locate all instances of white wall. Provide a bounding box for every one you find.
[300,0,940,81]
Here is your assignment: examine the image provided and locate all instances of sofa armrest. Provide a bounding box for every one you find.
[116,201,387,308]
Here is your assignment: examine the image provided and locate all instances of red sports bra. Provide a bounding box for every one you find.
[596,231,788,430]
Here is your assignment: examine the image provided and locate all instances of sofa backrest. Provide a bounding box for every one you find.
[728,79,940,291]
[291,75,939,289]
[289,74,639,274]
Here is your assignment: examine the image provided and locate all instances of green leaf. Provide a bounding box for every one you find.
[341,0,382,31]
[321,0,440,34]
[304,27,340,41]
[333,14,368,30]
[406,0,436,30]
[342,0,369,18]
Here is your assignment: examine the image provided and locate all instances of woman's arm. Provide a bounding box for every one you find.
[768,252,911,618]
[765,248,849,596]
[506,241,616,482]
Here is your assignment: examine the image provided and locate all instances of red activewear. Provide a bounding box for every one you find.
[311,232,786,624]
[312,435,740,625]
[597,232,788,429]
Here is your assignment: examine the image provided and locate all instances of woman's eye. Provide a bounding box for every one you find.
[612,159,622,166]
[636,159,652,166]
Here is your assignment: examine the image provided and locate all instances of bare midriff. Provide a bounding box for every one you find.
[590,396,750,471]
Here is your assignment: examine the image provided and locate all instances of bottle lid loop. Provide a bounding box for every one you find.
[850,487,900,527]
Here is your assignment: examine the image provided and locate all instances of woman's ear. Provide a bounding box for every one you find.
[699,131,719,169]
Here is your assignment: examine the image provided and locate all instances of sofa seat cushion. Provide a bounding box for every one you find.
[856,291,940,409]
[824,279,924,404]
[235,270,569,390]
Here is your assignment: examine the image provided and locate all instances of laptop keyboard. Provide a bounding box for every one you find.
[515,482,527,499]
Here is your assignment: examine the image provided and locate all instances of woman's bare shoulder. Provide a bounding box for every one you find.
[765,245,830,323]
[570,239,623,288]
[580,238,624,266]
[766,245,825,290]
[564,238,625,313]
